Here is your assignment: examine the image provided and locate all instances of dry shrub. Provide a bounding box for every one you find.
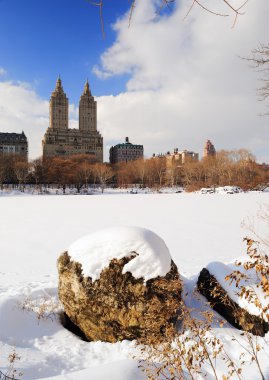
[19,294,60,322]
[138,300,244,380]
[139,213,269,380]
[184,183,204,192]
[1,350,23,379]
[224,236,269,380]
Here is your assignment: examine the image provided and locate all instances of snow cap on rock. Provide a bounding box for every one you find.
[68,226,172,282]
[206,260,268,320]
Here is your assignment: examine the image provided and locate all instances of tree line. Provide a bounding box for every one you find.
[0,149,269,193]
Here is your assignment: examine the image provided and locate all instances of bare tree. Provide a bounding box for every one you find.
[132,159,148,188]
[30,157,45,192]
[247,44,269,105]
[47,157,75,194]
[80,161,93,188]
[70,154,97,191]
[151,157,167,188]
[13,158,29,191]
[166,160,182,188]
[0,156,7,190]
[93,163,114,192]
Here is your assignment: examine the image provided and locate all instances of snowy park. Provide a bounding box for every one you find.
[0,192,269,379]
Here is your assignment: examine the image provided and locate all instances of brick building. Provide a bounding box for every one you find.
[109,137,144,164]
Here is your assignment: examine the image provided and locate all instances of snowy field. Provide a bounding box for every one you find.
[1,192,269,379]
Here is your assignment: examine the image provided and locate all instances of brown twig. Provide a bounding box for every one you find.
[85,0,105,38]
[85,0,249,34]
[183,0,249,27]
[128,0,136,28]
[192,0,229,17]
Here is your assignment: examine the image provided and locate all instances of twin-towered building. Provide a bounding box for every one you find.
[42,77,145,164]
[42,77,103,162]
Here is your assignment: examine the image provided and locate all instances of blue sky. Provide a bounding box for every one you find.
[0,0,130,101]
[0,0,269,162]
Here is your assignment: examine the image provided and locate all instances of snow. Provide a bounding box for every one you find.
[1,191,269,379]
[69,226,171,282]
[215,186,243,194]
[43,360,144,380]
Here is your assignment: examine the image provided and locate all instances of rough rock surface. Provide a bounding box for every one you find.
[197,268,269,337]
[58,252,182,343]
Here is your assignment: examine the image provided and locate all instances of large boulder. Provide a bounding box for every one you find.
[58,227,182,343]
[197,262,269,337]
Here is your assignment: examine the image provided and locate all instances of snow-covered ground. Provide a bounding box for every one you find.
[1,192,269,379]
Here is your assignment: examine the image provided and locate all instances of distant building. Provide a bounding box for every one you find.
[42,77,103,162]
[155,148,199,165]
[0,131,28,159]
[180,149,199,164]
[109,137,144,164]
[203,140,216,159]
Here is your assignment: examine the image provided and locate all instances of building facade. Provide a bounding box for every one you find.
[109,137,144,164]
[42,78,103,162]
[203,140,216,159]
[0,131,28,159]
[155,148,199,166]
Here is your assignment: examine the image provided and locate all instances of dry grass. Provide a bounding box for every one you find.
[19,294,60,322]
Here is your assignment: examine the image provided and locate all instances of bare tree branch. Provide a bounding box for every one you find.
[128,0,136,29]
[245,44,269,101]
[85,0,105,38]
[85,0,249,36]
[183,0,249,27]
[188,0,229,18]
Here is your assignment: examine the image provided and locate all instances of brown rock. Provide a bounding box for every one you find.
[58,251,182,343]
[197,268,269,337]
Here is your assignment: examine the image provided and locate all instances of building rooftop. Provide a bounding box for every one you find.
[112,137,143,149]
[0,131,27,142]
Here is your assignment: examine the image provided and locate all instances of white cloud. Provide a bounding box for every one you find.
[0,81,48,159]
[92,65,112,80]
[1,1,268,163]
[0,67,7,76]
[0,80,78,159]
[95,0,269,162]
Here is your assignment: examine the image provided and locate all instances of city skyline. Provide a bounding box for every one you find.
[0,1,269,162]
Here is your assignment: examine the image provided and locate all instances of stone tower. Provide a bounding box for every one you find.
[49,77,68,130]
[79,79,97,132]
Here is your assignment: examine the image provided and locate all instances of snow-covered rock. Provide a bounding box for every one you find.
[197,262,269,336]
[68,226,172,283]
[58,227,182,343]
